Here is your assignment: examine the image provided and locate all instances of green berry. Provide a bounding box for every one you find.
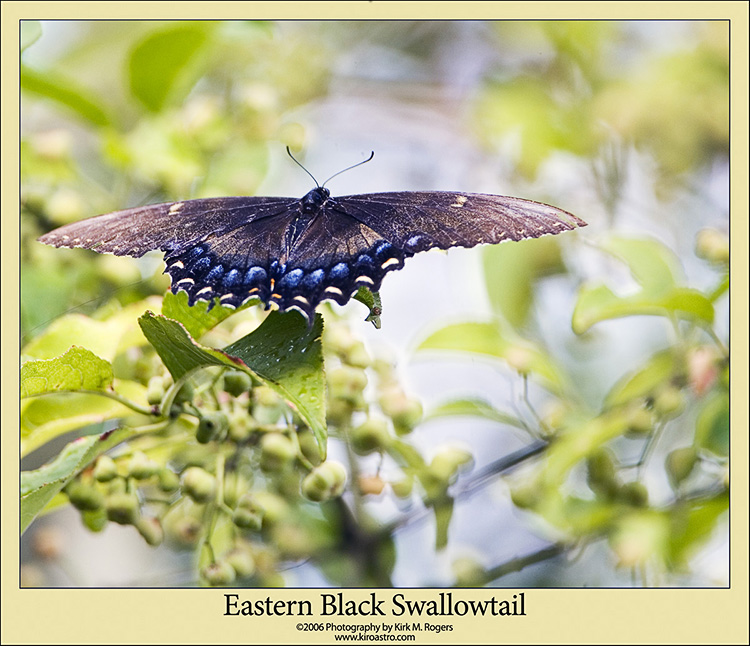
[182,466,216,503]
[390,476,414,499]
[343,342,371,368]
[452,556,486,587]
[618,482,649,507]
[173,381,194,405]
[378,387,422,434]
[626,406,654,436]
[227,412,253,442]
[202,560,236,586]
[128,452,159,480]
[136,517,164,546]
[81,508,108,533]
[328,367,368,404]
[65,479,105,512]
[93,455,118,482]
[653,386,686,419]
[165,515,203,547]
[224,371,253,397]
[225,548,256,578]
[232,506,264,531]
[146,376,166,406]
[254,386,281,407]
[196,411,229,444]
[586,450,620,499]
[259,433,296,472]
[351,417,391,454]
[301,461,347,502]
[158,468,180,493]
[666,447,698,489]
[297,429,322,465]
[105,492,140,525]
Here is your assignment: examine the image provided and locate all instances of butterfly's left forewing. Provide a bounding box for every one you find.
[37,196,296,257]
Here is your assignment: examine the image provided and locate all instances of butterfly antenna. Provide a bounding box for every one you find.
[286,146,321,187]
[321,151,375,188]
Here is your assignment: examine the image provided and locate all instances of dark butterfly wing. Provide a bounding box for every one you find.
[37,196,297,258]
[38,189,586,324]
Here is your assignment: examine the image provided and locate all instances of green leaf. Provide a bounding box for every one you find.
[21,347,113,398]
[573,285,714,334]
[695,391,729,457]
[482,236,565,329]
[417,321,568,395]
[535,408,632,489]
[353,288,382,329]
[21,380,147,457]
[21,21,42,52]
[426,398,526,430]
[21,64,112,127]
[138,311,246,378]
[573,236,715,334]
[128,23,214,112]
[161,290,251,339]
[21,428,137,533]
[139,310,327,454]
[598,236,683,294]
[433,499,454,551]
[667,491,728,568]
[225,311,326,454]
[604,349,679,407]
[22,298,158,360]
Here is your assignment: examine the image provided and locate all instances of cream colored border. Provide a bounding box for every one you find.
[3,2,748,644]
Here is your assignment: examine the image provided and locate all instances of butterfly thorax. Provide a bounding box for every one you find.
[284,186,333,253]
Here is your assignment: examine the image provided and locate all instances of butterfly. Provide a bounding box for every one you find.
[38,151,587,324]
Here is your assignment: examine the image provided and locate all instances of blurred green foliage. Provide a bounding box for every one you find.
[20,20,729,588]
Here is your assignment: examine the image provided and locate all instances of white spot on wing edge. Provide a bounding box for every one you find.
[381,258,400,270]
[450,195,468,208]
[169,202,184,214]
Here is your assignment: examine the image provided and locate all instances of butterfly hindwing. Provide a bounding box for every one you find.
[38,188,586,323]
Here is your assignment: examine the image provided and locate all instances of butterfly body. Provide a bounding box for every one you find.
[38,187,586,323]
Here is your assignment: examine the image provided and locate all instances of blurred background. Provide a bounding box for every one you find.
[20,20,729,588]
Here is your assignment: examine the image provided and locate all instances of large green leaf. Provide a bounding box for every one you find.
[604,349,679,407]
[695,391,729,457]
[139,310,327,454]
[21,427,137,533]
[482,236,565,329]
[667,491,728,568]
[21,380,147,457]
[22,297,159,361]
[128,23,215,112]
[161,289,252,339]
[573,236,715,334]
[573,285,714,334]
[21,347,113,398]
[21,64,112,127]
[417,321,568,395]
[225,311,326,453]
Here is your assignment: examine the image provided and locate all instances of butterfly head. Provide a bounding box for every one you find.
[300,186,331,214]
